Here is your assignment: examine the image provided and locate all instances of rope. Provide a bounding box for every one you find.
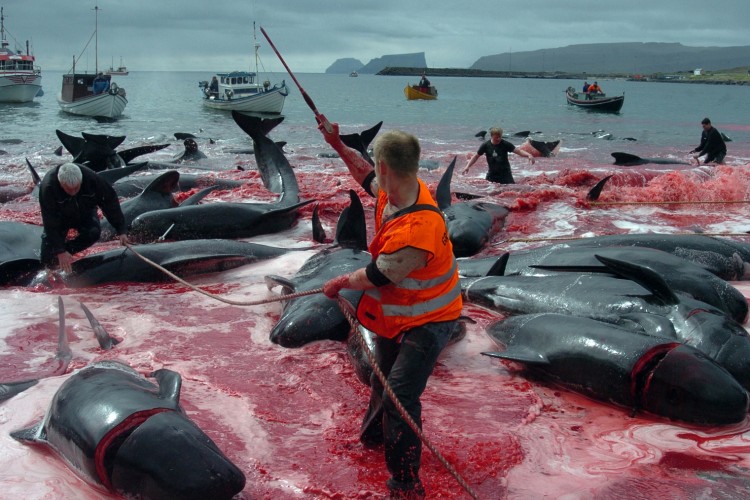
[336,297,481,499]
[124,243,480,498]
[590,200,750,206]
[123,243,321,305]
[499,232,750,244]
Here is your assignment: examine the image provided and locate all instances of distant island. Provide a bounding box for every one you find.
[328,42,750,85]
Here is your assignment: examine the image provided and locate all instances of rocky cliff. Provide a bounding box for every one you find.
[326,52,426,74]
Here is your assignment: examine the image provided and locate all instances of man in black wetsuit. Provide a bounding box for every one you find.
[462,127,535,184]
[690,117,727,164]
[39,163,129,273]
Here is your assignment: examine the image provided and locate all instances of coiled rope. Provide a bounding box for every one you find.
[124,243,480,498]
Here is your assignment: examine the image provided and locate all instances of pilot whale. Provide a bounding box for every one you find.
[129,114,312,242]
[11,360,246,499]
[436,157,509,257]
[265,189,370,347]
[483,313,749,425]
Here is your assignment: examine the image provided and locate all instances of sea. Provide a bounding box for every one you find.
[1,71,750,499]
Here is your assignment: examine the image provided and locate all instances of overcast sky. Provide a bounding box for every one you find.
[4,1,749,73]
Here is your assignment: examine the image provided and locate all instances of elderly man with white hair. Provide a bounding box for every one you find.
[38,162,129,273]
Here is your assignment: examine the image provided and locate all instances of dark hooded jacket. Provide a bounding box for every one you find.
[39,164,126,254]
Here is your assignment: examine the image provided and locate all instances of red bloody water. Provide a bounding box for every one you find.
[1,145,750,499]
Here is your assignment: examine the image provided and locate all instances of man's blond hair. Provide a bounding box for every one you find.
[372,130,420,177]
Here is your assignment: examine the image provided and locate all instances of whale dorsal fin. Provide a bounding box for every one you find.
[435,156,457,210]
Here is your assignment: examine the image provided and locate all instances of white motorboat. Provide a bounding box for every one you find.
[57,5,127,119]
[198,23,287,114]
[0,7,42,103]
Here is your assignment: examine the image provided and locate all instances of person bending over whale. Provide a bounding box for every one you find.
[463,126,535,184]
[690,117,727,164]
[39,163,129,273]
[317,117,462,499]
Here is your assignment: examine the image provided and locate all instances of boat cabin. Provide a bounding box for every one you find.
[61,73,112,101]
[201,71,271,100]
[0,53,36,71]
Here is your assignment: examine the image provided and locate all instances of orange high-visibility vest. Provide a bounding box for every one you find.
[357,179,462,338]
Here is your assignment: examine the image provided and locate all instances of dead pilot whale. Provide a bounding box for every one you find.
[55,129,169,172]
[483,313,749,425]
[11,359,246,499]
[463,257,750,390]
[265,189,370,347]
[128,113,313,242]
[436,157,509,257]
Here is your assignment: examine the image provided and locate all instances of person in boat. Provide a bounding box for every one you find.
[208,76,219,98]
[690,117,727,164]
[582,81,590,92]
[92,73,109,94]
[317,116,462,499]
[462,127,535,184]
[587,81,602,94]
[418,73,431,92]
[39,163,129,273]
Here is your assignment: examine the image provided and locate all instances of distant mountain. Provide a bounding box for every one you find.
[470,42,750,74]
[325,58,364,74]
[326,52,426,74]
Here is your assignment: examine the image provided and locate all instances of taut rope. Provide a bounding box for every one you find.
[590,200,750,206]
[123,243,320,305]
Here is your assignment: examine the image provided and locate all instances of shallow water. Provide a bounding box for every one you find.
[1,72,750,498]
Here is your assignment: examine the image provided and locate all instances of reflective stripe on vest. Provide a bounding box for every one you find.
[366,278,462,318]
[396,259,457,291]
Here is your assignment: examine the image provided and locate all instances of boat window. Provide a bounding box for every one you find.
[221,76,226,84]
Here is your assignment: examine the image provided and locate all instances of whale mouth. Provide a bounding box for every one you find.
[94,407,174,491]
[630,342,681,412]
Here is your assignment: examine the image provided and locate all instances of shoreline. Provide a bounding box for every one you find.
[377,67,750,85]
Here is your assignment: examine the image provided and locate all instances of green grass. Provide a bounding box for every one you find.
[689,66,750,82]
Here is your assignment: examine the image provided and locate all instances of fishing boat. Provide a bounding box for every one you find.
[105,56,128,76]
[565,86,624,112]
[349,71,358,77]
[57,6,127,119]
[404,83,437,100]
[0,7,42,103]
[199,24,287,114]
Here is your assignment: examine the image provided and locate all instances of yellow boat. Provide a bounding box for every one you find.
[404,83,437,100]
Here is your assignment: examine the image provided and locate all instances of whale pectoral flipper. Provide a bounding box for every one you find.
[150,369,182,403]
[482,348,549,365]
[0,379,39,403]
[264,275,296,294]
[595,254,679,305]
[80,302,120,350]
[10,420,46,443]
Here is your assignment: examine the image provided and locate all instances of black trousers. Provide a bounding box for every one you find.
[360,320,454,485]
[40,211,101,267]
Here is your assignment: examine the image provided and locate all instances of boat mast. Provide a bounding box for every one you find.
[94,5,99,74]
[253,22,260,75]
[1,7,8,51]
